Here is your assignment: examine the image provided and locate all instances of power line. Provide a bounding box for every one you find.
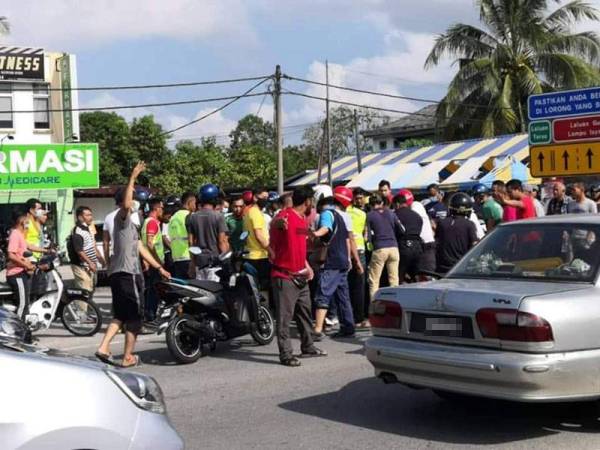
[284,74,441,105]
[335,66,449,87]
[161,77,271,136]
[5,75,273,92]
[283,89,487,124]
[165,121,319,142]
[0,91,270,114]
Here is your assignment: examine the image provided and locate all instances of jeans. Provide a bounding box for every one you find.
[349,250,367,323]
[368,247,400,300]
[314,269,355,334]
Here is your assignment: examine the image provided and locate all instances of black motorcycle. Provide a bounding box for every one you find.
[155,244,275,364]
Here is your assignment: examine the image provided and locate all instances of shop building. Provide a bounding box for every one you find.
[0,46,98,250]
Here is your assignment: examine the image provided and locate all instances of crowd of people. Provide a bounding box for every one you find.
[4,158,600,367]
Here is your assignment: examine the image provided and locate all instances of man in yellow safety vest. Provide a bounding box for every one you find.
[168,192,197,279]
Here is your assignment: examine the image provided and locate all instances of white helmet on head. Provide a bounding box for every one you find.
[313,184,333,205]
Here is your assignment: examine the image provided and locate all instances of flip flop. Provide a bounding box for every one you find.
[120,355,142,368]
[94,351,116,365]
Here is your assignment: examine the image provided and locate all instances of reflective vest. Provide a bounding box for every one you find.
[142,217,165,264]
[25,217,42,261]
[169,209,190,262]
[346,205,367,251]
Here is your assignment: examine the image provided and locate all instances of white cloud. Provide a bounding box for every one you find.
[4,0,257,49]
[164,109,238,145]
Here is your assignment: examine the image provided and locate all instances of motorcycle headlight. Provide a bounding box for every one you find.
[105,370,166,414]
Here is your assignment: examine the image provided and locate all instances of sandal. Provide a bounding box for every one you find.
[300,347,328,358]
[95,351,116,365]
[121,355,142,368]
[280,356,301,367]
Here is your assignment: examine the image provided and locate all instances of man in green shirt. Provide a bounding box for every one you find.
[473,183,503,232]
[225,196,245,252]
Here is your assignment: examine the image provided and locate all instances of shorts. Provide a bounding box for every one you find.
[417,242,436,272]
[110,272,144,326]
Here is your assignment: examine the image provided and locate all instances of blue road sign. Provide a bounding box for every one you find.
[528,87,600,121]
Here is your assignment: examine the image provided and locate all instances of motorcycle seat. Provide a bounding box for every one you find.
[186,279,223,293]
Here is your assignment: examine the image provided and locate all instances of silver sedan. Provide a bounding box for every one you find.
[0,339,183,449]
[366,215,600,402]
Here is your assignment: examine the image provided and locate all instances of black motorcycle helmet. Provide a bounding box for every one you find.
[449,192,473,217]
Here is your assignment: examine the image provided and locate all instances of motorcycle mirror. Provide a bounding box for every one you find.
[239,231,249,241]
[189,247,202,256]
[23,251,33,258]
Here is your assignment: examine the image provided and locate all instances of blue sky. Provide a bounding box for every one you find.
[5,0,598,145]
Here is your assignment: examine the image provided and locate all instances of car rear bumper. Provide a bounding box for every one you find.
[365,337,600,402]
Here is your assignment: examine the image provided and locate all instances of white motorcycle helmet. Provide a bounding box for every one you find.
[313,184,333,205]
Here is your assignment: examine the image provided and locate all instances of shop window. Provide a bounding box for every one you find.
[33,83,50,130]
[0,83,13,129]
[379,140,387,150]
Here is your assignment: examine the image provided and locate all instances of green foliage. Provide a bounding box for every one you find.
[302,106,390,160]
[400,138,434,150]
[426,0,600,139]
[230,114,274,150]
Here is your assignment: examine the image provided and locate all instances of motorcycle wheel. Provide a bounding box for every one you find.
[60,299,103,337]
[250,305,275,345]
[166,314,203,364]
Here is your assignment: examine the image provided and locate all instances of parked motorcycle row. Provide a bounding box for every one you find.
[0,232,275,365]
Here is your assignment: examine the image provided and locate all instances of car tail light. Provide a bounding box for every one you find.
[369,300,402,329]
[476,308,553,342]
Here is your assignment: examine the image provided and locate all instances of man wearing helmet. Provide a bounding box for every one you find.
[435,193,477,274]
[472,183,503,231]
[187,184,229,281]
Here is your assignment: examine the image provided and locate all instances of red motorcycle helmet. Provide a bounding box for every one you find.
[333,186,353,208]
[396,188,414,206]
[242,190,254,205]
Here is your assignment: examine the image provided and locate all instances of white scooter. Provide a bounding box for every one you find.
[0,251,103,337]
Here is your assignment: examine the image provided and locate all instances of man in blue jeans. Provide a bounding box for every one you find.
[311,196,355,341]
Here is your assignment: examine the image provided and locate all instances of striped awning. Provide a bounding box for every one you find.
[346,163,423,190]
[289,133,530,187]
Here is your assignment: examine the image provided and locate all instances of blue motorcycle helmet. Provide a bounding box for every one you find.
[199,183,220,205]
[471,183,489,196]
[267,191,279,203]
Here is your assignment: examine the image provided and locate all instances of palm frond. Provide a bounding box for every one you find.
[544,0,600,31]
[540,32,600,65]
[0,17,9,35]
[425,24,496,68]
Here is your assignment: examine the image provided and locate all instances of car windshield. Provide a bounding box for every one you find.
[449,223,600,282]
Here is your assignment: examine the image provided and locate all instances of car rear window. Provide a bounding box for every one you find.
[449,223,600,282]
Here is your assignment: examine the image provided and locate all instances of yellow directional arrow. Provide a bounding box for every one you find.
[529,142,600,177]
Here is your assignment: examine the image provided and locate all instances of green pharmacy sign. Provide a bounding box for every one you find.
[0,143,99,191]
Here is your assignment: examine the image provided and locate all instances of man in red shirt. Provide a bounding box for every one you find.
[270,186,327,367]
[500,179,537,220]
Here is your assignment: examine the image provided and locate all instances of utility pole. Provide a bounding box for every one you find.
[353,109,362,173]
[316,120,326,183]
[274,65,284,194]
[325,60,332,186]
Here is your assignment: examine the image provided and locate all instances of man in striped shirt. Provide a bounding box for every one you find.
[70,206,104,293]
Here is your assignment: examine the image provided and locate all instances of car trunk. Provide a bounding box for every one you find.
[374,278,590,349]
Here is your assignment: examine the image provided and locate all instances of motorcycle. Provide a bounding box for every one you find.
[155,238,275,364]
[0,251,103,337]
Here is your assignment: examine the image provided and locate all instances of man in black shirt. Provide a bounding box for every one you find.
[435,193,477,274]
[393,194,423,283]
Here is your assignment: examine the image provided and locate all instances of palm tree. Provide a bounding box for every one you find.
[0,17,9,36]
[425,0,600,139]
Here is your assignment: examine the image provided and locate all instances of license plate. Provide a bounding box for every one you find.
[160,307,173,319]
[410,313,474,338]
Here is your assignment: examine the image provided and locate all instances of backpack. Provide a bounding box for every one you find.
[65,227,79,264]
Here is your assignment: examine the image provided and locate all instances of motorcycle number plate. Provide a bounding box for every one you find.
[161,308,172,318]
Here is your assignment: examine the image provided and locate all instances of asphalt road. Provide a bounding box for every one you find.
[38,287,600,450]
